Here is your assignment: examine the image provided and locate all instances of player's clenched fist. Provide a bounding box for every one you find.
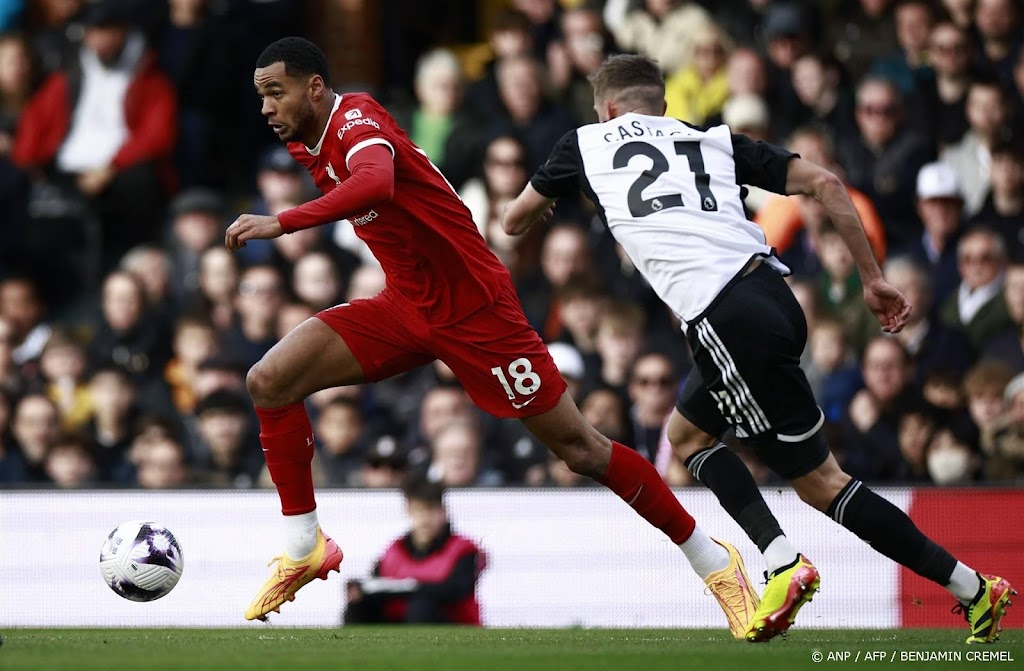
[225,214,284,251]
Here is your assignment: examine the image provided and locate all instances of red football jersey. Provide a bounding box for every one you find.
[285,93,510,325]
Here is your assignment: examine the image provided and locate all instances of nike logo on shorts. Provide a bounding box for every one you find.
[511,397,536,409]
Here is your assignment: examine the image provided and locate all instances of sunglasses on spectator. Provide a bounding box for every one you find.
[857,103,899,117]
[959,252,998,265]
[486,156,525,168]
[931,41,966,54]
[632,375,674,387]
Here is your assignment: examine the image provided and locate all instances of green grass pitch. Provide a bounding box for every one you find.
[3,628,1021,671]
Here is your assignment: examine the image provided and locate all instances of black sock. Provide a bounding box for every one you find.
[826,480,957,585]
[686,442,784,552]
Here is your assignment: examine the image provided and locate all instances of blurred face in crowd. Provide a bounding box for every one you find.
[975,0,1020,41]
[293,252,341,311]
[596,321,643,371]
[346,264,385,301]
[0,317,14,369]
[45,441,96,487]
[174,322,217,368]
[991,152,1023,197]
[727,49,766,96]
[789,131,835,172]
[84,24,129,67]
[40,340,86,383]
[415,54,462,117]
[102,272,145,332]
[896,1,932,54]
[581,388,627,441]
[484,136,528,197]
[236,266,285,323]
[629,353,677,416]
[693,33,727,81]
[272,223,320,262]
[856,81,902,147]
[862,338,908,404]
[917,194,962,242]
[885,261,931,325]
[809,322,847,372]
[12,394,59,465]
[199,246,239,305]
[497,57,543,123]
[791,55,830,108]
[198,408,247,465]
[276,302,315,340]
[965,83,1007,140]
[174,210,221,253]
[407,498,448,548]
[0,35,31,98]
[491,26,531,60]
[258,168,304,206]
[860,0,892,17]
[1002,265,1024,324]
[0,278,43,341]
[541,226,589,288]
[316,401,363,456]
[898,412,934,469]
[431,423,481,487]
[957,231,1005,290]
[562,9,605,73]
[419,387,471,442]
[928,23,970,78]
[137,439,188,489]
[818,231,855,282]
[121,248,171,306]
[89,370,135,420]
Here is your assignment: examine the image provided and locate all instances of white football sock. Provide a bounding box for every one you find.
[763,535,799,574]
[947,562,981,603]
[284,510,320,560]
[679,526,730,580]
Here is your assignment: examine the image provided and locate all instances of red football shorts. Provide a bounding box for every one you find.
[315,279,566,419]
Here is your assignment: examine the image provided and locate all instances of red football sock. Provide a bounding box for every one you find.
[598,441,696,544]
[255,402,317,516]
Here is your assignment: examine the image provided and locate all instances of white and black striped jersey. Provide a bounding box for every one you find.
[531,113,794,330]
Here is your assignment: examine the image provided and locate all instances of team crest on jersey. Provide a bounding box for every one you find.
[344,108,362,120]
[652,198,663,211]
[326,162,341,186]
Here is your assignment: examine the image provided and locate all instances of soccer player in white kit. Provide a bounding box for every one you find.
[503,54,1015,644]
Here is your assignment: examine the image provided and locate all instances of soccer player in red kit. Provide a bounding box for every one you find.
[226,37,758,634]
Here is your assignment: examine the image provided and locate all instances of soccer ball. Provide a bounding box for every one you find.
[99,521,184,602]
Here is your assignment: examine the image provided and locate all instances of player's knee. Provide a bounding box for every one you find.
[246,361,282,407]
[559,434,608,479]
[792,461,851,512]
[667,412,716,462]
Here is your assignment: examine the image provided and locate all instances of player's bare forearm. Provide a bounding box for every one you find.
[503,184,556,236]
[785,159,883,285]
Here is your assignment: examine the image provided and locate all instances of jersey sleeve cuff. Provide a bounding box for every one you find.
[345,138,395,170]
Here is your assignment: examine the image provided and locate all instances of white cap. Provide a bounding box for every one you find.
[916,162,962,200]
[723,94,769,131]
[547,342,585,380]
[1004,372,1024,402]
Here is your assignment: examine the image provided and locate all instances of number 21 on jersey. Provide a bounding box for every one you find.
[613,140,719,218]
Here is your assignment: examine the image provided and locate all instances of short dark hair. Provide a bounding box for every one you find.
[402,476,445,507]
[587,54,664,108]
[256,37,331,87]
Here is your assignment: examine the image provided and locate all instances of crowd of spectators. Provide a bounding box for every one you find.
[0,0,1022,491]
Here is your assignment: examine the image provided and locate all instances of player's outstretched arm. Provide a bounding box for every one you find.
[784,157,911,334]
[502,184,557,237]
